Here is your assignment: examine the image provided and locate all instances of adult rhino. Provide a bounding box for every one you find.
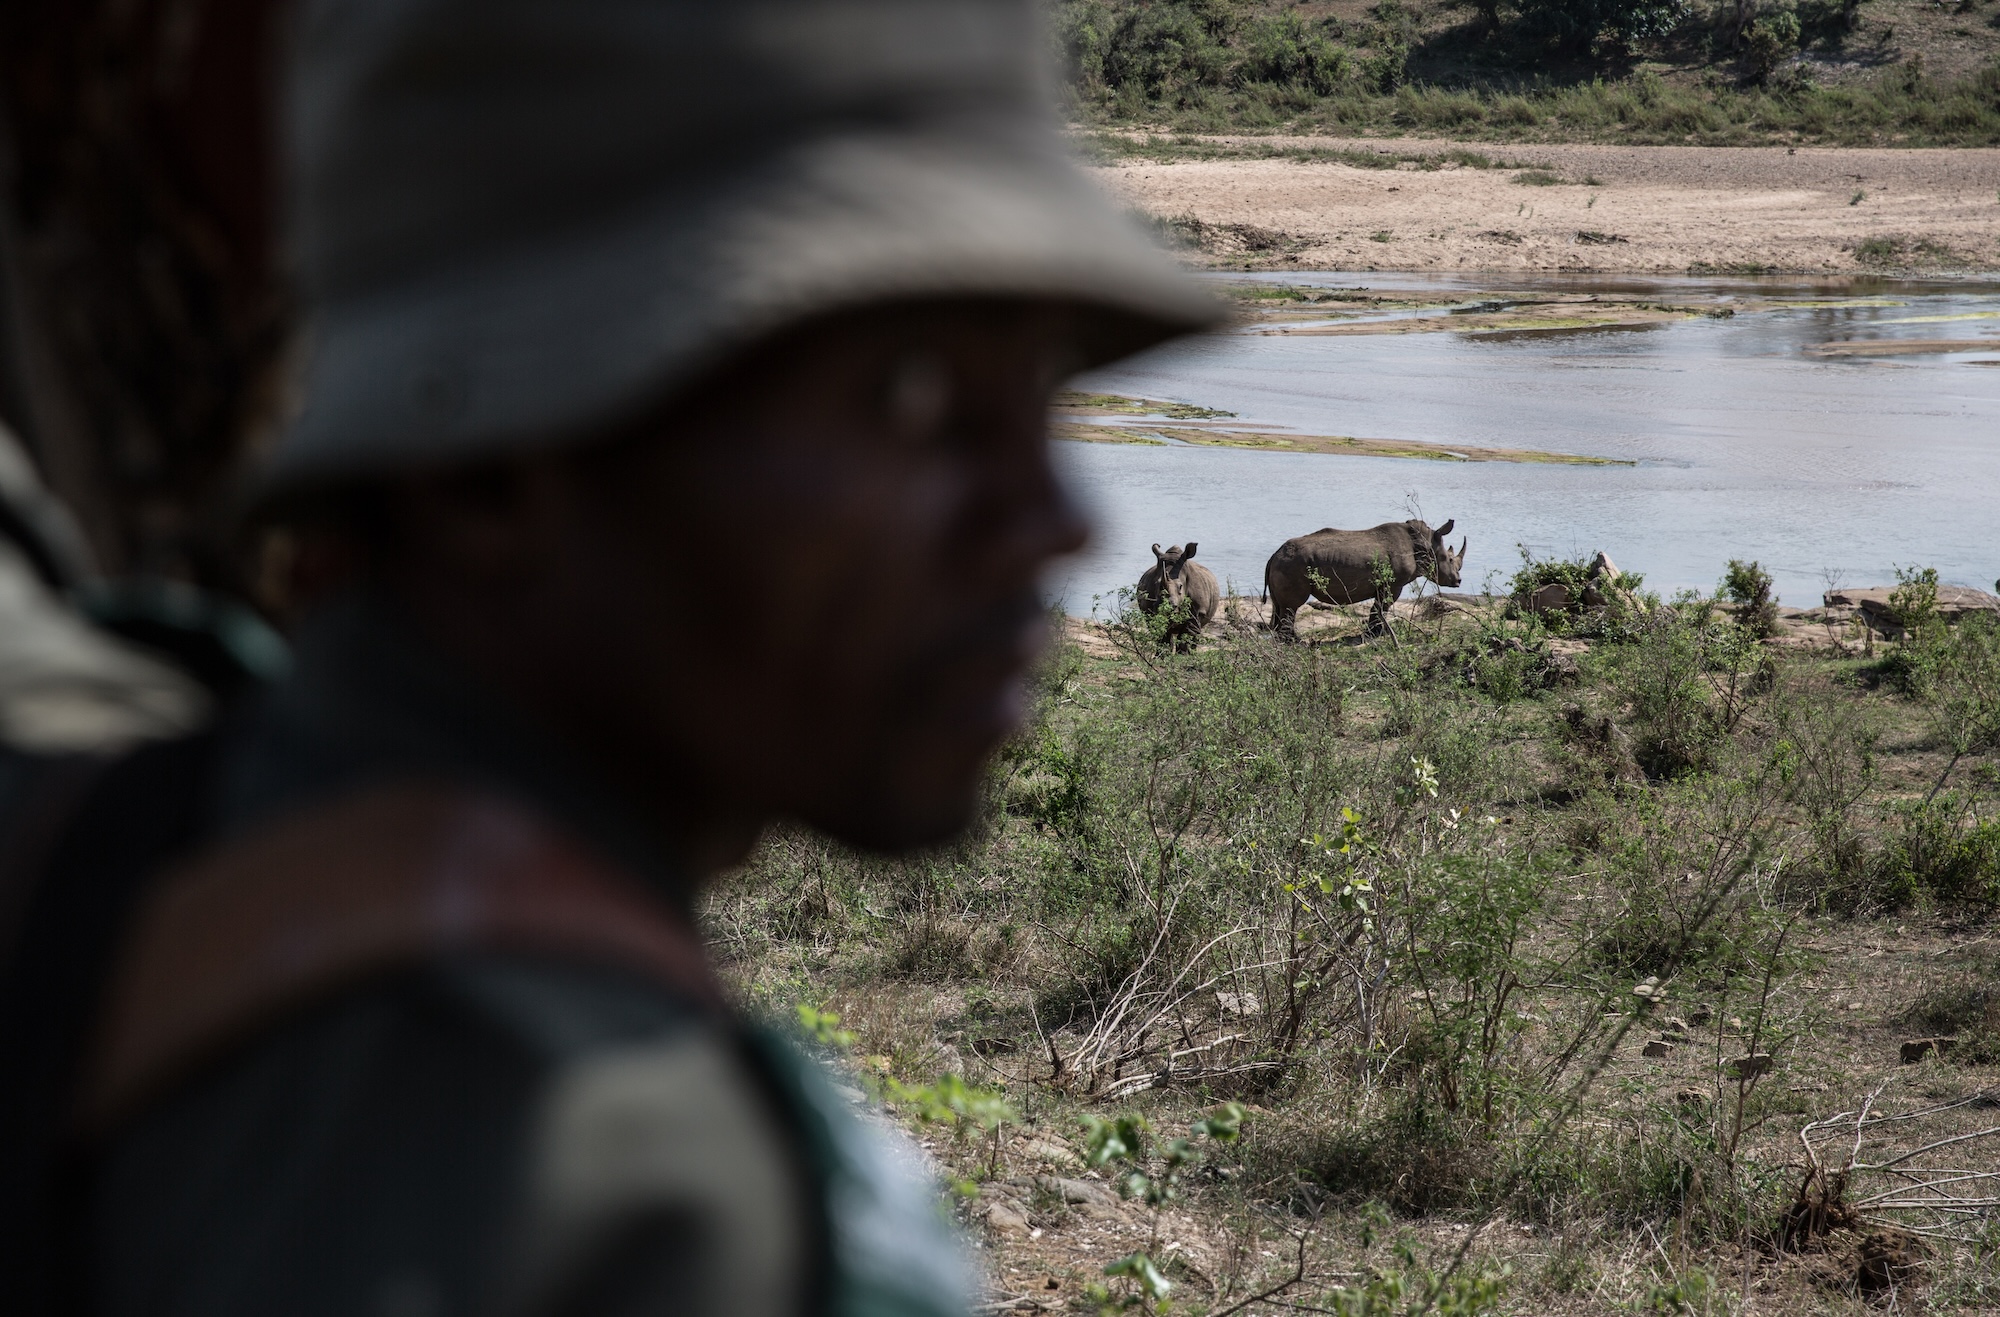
[1264,518,1466,640]
[1137,542,1221,652]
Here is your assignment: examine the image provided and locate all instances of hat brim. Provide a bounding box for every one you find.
[260,124,1221,503]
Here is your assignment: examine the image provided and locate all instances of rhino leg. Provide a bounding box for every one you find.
[1364,582,1404,637]
[1270,589,1305,642]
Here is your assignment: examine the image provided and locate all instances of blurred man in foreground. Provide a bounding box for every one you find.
[2,1,1214,1314]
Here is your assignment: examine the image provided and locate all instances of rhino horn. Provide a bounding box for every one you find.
[1458,536,1468,560]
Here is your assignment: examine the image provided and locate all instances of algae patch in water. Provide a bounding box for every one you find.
[1261,300,1711,337]
[1808,338,2000,357]
[1050,396,1630,466]
[1054,390,1235,420]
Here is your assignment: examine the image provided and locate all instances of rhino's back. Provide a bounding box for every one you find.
[1270,523,1417,603]
[1288,524,1413,569]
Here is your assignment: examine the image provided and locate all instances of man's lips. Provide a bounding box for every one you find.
[890,594,1048,738]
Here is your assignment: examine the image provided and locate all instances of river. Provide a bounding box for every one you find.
[1047,272,2000,615]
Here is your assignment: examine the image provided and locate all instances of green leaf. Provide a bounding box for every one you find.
[1194,1101,1245,1143]
[795,1004,856,1050]
[1103,1252,1173,1300]
[1083,1113,1147,1167]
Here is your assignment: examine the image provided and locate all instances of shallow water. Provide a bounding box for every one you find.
[1047,273,2000,616]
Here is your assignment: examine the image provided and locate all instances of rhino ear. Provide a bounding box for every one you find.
[1184,542,1198,560]
[1435,518,1454,537]
[1152,542,1163,560]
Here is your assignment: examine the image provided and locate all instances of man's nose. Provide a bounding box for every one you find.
[1014,445,1090,567]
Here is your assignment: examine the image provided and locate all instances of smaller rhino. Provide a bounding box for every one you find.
[1137,542,1220,652]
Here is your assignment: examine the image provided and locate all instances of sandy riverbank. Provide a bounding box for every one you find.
[1095,137,2000,274]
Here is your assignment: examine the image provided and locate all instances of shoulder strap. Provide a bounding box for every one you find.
[75,782,721,1132]
[0,732,223,1317]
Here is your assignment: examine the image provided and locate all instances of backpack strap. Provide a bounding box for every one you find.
[75,782,721,1133]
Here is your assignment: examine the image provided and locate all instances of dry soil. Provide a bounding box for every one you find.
[1095,137,2000,274]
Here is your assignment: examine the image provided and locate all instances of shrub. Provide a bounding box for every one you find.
[1510,548,1649,642]
[1362,33,1411,93]
[1515,0,1693,55]
[1240,13,1351,95]
[1720,559,1777,638]
[1743,5,1803,83]
[1770,678,1878,901]
[1874,796,2000,908]
[1614,606,1737,776]
[1903,964,2000,1063]
[1058,4,2000,148]
[1510,548,1645,600]
[1058,0,1239,103]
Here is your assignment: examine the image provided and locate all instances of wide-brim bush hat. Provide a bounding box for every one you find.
[262,0,1222,501]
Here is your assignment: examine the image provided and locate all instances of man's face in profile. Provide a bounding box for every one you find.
[554,300,1092,853]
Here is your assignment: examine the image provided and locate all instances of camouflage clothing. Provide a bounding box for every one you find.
[86,593,970,1317]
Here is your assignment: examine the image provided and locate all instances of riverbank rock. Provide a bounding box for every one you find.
[1899,1036,1956,1064]
[1723,1052,1774,1080]
[1527,582,1571,615]
[1823,585,2000,636]
[983,1199,1032,1238]
[1516,551,1638,621]
[1039,1175,1119,1209]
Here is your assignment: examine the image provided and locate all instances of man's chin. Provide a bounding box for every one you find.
[801,783,984,855]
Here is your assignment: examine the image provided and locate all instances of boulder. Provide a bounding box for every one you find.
[1899,1036,1956,1064]
[1723,1052,1773,1080]
[1823,585,2000,634]
[1019,1136,1078,1166]
[1040,1175,1118,1208]
[1216,990,1261,1017]
[1528,582,1571,615]
[984,1199,1031,1238]
[1641,1040,1675,1058]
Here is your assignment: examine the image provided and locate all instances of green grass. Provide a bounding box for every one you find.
[1070,130,1546,169]
[1854,233,1977,268]
[712,566,2000,1307]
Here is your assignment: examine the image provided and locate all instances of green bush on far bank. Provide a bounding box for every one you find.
[1053,0,2000,146]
